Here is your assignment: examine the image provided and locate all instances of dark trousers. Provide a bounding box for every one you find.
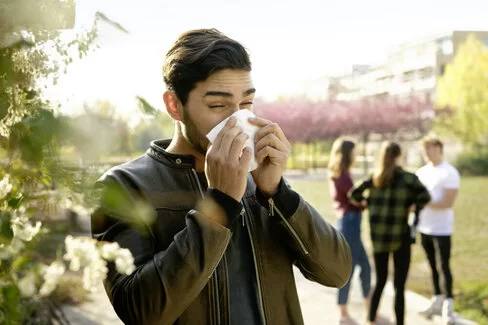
[368,235,411,325]
[421,233,453,298]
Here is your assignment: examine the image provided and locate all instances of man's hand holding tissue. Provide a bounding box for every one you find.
[249,116,291,197]
[205,116,253,202]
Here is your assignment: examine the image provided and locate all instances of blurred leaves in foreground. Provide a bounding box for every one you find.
[0,1,143,324]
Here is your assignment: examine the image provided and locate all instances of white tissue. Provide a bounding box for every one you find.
[206,110,259,172]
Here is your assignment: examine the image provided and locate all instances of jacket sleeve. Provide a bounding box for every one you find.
[348,178,371,203]
[256,178,352,288]
[91,176,232,325]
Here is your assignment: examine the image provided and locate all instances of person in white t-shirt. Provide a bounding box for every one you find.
[415,135,460,325]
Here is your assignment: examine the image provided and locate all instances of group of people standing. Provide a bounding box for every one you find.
[328,135,460,325]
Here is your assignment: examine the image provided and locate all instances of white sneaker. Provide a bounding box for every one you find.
[442,298,456,325]
[419,295,444,319]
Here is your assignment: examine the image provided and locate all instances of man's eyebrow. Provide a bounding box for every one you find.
[243,88,256,96]
[204,91,233,98]
[203,88,256,98]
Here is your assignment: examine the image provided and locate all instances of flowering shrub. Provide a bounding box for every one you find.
[0,1,136,324]
[0,171,136,324]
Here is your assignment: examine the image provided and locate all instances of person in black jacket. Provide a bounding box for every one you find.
[91,28,352,325]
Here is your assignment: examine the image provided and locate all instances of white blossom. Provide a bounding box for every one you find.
[10,237,25,254]
[82,258,107,292]
[64,235,99,272]
[0,238,25,260]
[17,271,38,297]
[11,216,42,242]
[39,261,65,297]
[0,174,13,199]
[114,248,135,275]
[100,242,135,275]
[0,101,28,138]
[0,244,9,260]
[63,236,135,292]
[101,242,121,260]
[64,235,107,292]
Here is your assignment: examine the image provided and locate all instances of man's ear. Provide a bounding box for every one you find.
[163,91,183,121]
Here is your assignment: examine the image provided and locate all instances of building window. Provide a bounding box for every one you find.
[376,75,393,83]
[375,92,389,99]
[440,64,446,76]
[419,67,434,79]
[403,70,416,82]
[441,39,453,55]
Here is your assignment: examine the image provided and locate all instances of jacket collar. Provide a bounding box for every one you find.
[147,139,197,169]
[147,139,257,198]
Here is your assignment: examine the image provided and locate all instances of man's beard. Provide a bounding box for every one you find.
[182,111,209,156]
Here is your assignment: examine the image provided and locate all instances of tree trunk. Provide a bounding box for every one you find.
[306,142,312,171]
[312,142,318,169]
[290,143,296,169]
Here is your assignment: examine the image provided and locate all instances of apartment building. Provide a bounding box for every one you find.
[327,30,488,102]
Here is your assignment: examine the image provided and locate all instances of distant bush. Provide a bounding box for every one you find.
[456,149,488,175]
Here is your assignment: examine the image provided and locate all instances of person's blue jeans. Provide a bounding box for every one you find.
[336,210,371,305]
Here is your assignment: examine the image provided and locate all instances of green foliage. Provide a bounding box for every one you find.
[1,216,14,240]
[0,1,103,323]
[10,109,63,164]
[287,142,331,170]
[136,96,159,116]
[436,34,488,147]
[455,284,488,324]
[131,96,174,152]
[455,148,488,175]
[1,283,21,324]
[1,0,76,33]
[96,180,155,234]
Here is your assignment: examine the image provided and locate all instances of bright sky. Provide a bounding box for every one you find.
[46,0,488,117]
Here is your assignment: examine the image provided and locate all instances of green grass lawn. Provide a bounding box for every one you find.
[288,176,488,323]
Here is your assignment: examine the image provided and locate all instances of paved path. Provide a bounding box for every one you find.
[61,266,478,325]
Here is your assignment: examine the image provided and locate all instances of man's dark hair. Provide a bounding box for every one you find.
[163,29,251,105]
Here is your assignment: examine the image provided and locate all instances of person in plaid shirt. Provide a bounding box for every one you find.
[349,141,430,325]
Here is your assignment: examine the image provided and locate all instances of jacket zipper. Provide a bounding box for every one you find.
[240,207,245,227]
[268,198,309,255]
[243,205,268,325]
[222,254,231,325]
[214,268,221,324]
[191,169,225,325]
[207,236,229,325]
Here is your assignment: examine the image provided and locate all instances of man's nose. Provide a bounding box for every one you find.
[225,106,240,118]
[227,105,250,119]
